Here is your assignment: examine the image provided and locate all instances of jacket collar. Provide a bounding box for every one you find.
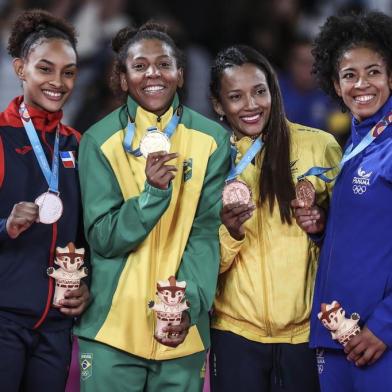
[351,95,392,146]
[125,93,180,129]
[5,96,63,132]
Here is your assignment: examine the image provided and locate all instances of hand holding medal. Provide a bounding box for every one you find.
[221,202,256,241]
[221,135,262,240]
[6,202,39,239]
[145,151,178,190]
[292,179,326,233]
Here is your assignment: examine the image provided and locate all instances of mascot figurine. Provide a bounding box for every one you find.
[47,242,88,307]
[148,276,189,339]
[318,301,361,347]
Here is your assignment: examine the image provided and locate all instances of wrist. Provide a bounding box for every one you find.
[229,229,245,241]
[5,218,18,239]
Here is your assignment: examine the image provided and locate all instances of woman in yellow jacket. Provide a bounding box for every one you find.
[209,45,342,391]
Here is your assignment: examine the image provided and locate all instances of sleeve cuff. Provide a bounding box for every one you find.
[367,314,392,347]
[308,230,325,245]
[0,219,10,240]
[144,181,173,197]
[219,224,245,248]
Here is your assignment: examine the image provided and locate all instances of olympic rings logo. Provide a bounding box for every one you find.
[352,185,367,194]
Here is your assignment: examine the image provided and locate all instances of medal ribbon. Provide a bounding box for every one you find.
[123,107,182,156]
[297,110,392,182]
[19,103,60,193]
[226,137,264,182]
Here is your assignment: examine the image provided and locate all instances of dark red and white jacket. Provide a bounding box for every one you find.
[0,96,81,331]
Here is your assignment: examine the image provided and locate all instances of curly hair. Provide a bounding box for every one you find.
[111,21,185,99]
[210,45,295,224]
[7,9,77,59]
[312,11,392,108]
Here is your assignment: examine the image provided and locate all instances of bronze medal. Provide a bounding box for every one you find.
[295,179,315,208]
[139,131,171,158]
[222,180,252,206]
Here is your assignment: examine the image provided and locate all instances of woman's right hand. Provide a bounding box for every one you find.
[221,202,255,241]
[145,151,178,190]
[6,202,39,239]
[291,199,325,234]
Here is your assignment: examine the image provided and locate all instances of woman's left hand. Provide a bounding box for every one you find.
[344,326,387,366]
[59,281,90,317]
[291,199,325,234]
[155,312,190,348]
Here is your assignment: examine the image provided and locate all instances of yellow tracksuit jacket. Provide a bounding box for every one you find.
[212,121,342,343]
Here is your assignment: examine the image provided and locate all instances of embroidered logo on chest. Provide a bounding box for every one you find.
[352,167,372,195]
[80,353,93,381]
[183,158,193,182]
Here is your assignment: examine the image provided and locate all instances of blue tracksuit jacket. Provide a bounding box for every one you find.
[310,95,392,350]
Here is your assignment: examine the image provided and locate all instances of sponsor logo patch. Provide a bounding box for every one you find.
[352,167,372,195]
[316,348,325,374]
[60,150,76,169]
[80,353,93,381]
[183,158,193,182]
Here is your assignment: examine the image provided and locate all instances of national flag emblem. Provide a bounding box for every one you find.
[60,151,76,168]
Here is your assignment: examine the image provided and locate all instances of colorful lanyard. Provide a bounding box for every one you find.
[123,107,182,156]
[297,110,392,182]
[226,137,264,182]
[19,103,60,193]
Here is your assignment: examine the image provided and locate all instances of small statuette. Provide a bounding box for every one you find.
[148,276,189,340]
[35,191,63,224]
[295,178,316,208]
[318,301,361,347]
[222,179,251,206]
[47,242,88,307]
[139,129,171,158]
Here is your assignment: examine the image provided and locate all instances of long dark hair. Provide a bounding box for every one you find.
[210,45,295,224]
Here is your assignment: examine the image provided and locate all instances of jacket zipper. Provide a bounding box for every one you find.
[258,206,272,336]
[316,169,345,344]
[150,114,161,358]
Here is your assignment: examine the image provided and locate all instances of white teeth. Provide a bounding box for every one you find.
[355,95,374,103]
[43,90,62,98]
[144,86,164,92]
[242,114,260,121]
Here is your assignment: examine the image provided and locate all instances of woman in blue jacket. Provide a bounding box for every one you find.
[293,11,392,392]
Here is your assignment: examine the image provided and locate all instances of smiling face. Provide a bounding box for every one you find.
[214,63,271,139]
[13,38,77,113]
[333,46,392,122]
[121,39,183,116]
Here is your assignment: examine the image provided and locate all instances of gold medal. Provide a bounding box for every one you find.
[139,131,171,158]
[222,180,252,206]
[295,179,315,208]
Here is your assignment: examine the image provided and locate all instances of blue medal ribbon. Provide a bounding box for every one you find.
[297,110,392,182]
[123,107,182,156]
[226,137,264,182]
[19,103,60,193]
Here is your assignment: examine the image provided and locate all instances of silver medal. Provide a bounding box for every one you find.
[35,192,63,224]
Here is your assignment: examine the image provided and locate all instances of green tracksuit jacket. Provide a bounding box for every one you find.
[74,94,230,360]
